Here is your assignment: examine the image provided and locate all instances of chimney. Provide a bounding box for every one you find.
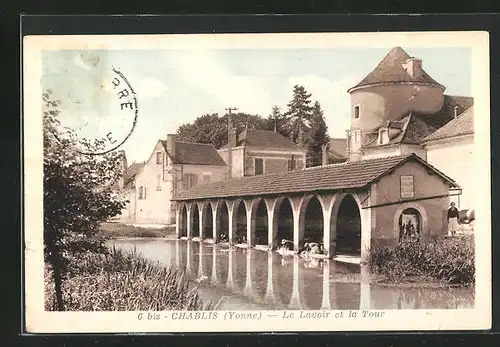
[454,106,459,119]
[405,57,423,79]
[166,134,177,160]
[321,144,328,166]
[298,122,304,147]
[345,129,351,161]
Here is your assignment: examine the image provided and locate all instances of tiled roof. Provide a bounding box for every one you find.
[173,154,458,201]
[222,130,303,150]
[422,106,474,142]
[161,141,227,166]
[124,162,145,188]
[365,95,474,148]
[348,47,444,92]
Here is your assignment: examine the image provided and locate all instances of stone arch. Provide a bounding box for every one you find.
[198,201,213,240]
[210,200,229,243]
[300,195,325,245]
[331,193,363,256]
[272,196,295,246]
[179,203,188,238]
[192,202,200,238]
[233,199,247,244]
[252,198,269,246]
[393,202,428,241]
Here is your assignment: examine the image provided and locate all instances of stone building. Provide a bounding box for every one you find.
[121,135,227,225]
[217,127,307,178]
[172,46,474,262]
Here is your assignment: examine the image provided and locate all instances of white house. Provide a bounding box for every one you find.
[422,106,474,210]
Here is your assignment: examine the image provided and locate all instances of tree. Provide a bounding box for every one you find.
[176,112,269,149]
[284,85,314,144]
[43,89,126,310]
[306,101,330,167]
[265,105,290,138]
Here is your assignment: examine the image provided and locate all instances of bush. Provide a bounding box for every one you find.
[45,248,211,311]
[367,236,475,285]
[99,222,175,239]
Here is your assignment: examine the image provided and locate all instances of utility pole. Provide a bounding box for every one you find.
[225,107,238,180]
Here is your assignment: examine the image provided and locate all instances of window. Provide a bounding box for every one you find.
[354,106,360,119]
[138,186,146,200]
[156,152,163,165]
[379,129,388,145]
[182,173,198,190]
[288,155,296,171]
[400,175,415,199]
[255,158,264,175]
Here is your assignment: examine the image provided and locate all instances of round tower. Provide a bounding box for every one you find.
[347,47,446,135]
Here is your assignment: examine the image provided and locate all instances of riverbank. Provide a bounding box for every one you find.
[99,222,175,239]
[367,235,475,286]
[44,248,210,311]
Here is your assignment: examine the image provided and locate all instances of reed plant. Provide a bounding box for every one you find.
[367,235,475,285]
[45,248,210,311]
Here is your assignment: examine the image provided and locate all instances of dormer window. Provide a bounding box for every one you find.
[378,128,388,145]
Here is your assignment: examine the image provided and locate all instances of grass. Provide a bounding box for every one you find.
[45,248,211,311]
[99,222,175,239]
[367,235,475,286]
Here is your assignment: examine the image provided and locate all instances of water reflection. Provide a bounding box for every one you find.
[109,239,475,310]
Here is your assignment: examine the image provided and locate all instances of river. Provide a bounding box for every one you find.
[108,237,474,311]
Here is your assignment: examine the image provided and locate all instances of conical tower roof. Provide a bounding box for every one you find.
[348,47,445,92]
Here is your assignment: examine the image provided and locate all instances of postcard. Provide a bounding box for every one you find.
[23,31,491,333]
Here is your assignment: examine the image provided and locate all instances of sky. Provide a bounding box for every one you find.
[42,47,472,163]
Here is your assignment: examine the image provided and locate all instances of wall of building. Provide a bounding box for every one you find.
[244,149,306,176]
[134,142,173,225]
[425,135,474,210]
[370,160,451,248]
[350,84,444,133]
[361,145,401,160]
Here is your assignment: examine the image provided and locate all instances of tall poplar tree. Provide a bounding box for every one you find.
[284,85,314,144]
[306,101,330,167]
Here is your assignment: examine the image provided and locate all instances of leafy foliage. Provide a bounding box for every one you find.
[43,89,127,310]
[306,101,330,167]
[176,112,269,149]
[45,248,210,311]
[266,105,290,138]
[367,236,475,285]
[284,85,314,144]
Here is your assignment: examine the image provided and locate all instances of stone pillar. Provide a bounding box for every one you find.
[242,249,253,297]
[320,260,331,310]
[226,200,237,245]
[264,251,281,306]
[211,246,218,285]
[210,201,220,243]
[175,239,180,267]
[359,193,372,263]
[197,241,204,279]
[175,203,181,238]
[289,196,306,253]
[265,197,280,250]
[359,264,371,309]
[186,240,192,276]
[226,247,235,290]
[186,203,193,240]
[198,202,207,240]
[289,256,304,309]
[320,194,337,259]
[244,199,257,247]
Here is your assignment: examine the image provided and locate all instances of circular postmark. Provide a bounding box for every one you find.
[52,66,138,156]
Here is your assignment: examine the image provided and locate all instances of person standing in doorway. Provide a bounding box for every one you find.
[447,202,460,236]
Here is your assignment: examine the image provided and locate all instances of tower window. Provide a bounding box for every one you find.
[354,106,360,119]
[379,129,388,145]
